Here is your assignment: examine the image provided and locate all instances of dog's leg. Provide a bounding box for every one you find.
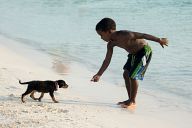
[38,92,44,102]
[49,92,58,103]
[21,89,33,103]
[30,91,39,100]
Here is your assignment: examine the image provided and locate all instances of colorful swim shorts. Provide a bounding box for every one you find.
[123,45,152,80]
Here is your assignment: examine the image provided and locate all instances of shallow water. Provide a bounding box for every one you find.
[0,0,192,110]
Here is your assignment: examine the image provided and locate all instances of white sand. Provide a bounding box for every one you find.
[0,35,191,128]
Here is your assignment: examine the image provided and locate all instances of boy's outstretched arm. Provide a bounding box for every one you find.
[131,32,168,48]
[91,43,114,82]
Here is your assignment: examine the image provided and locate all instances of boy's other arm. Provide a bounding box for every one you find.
[91,43,114,82]
[130,32,168,48]
[97,43,113,75]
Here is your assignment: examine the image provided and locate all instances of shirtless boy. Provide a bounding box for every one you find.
[91,18,168,107]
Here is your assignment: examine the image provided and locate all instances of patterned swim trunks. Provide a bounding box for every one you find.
[123,45,152,80]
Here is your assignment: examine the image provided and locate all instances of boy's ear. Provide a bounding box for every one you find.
[109,29,114,33]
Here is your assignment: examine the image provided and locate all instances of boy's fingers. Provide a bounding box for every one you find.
[91,79,97,82]
[91,77,94,81]
[164,43,168,47]
[91,78,97,82]
[161,44,164,48]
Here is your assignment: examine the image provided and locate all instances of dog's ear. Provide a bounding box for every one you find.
[56,80,65,87]
[56,80,68,88]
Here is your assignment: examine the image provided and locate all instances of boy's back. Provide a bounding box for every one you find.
[109,30,148,54]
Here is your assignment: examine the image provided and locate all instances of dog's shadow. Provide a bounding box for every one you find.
[0,94,21,102]
[0,95,136,113]
[0,94,119,109]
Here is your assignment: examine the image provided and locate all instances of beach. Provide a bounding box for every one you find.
[0,35,191,128]
[0,0,192,127]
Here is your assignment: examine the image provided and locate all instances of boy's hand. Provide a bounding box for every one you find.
[91,74,101,82]
[159,38,168,48]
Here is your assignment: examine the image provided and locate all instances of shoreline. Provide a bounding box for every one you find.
[0,35,191,128]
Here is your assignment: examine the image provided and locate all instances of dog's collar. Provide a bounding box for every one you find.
[54,82,58,91]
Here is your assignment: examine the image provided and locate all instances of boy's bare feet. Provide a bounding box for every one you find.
[121,100,136,108]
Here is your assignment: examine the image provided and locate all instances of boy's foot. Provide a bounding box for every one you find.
[117,100,129,105]
[120,101,136,108]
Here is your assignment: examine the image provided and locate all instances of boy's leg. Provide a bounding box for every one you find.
[120,53,132,105]
[120,78,138,107]
[118,70,131,105]
[130,78,138,104]
[121,78,137,107]
[123,70,131,99]
[121,46,152,107]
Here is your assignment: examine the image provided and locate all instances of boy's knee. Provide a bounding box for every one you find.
[130,78,137,82]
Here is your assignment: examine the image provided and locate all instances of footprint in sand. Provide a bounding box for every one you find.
[9,94,15,97]
[58,109,69,113]
[8,94,19,101]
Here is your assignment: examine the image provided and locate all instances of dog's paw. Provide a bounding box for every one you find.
[54,101,59,103]
[21,100,26,103]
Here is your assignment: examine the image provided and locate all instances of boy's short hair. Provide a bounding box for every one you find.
[96,18,116,32]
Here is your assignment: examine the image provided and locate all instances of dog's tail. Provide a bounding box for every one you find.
[19,80,30,85]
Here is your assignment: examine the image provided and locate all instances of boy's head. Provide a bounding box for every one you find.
[96,18,116,32]
[96,18,116,42]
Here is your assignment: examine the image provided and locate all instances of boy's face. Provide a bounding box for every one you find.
[97,30,111,42]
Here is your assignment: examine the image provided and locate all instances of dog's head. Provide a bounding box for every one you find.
[56,80,68,88]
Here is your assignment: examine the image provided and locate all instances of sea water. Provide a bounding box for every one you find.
[0,0,192,111]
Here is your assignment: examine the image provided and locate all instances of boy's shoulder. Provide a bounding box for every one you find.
[113,30,134,37]
[115,30,132,34]
[114,30,135,38]
[112,30,134,39]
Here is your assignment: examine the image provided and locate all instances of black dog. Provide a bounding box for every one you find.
[19,80,68,103]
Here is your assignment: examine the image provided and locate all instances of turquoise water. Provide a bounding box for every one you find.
[0,0,192,110]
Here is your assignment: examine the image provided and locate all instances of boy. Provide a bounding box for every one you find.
[91,18,168,108]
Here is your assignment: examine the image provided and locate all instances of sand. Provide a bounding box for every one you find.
[0,35,191,128]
